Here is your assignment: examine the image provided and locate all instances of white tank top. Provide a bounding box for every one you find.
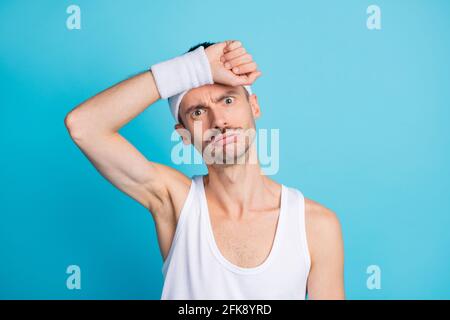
[161,174,311,299]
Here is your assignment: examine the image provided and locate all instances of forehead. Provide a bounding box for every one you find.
[180,84,244,111]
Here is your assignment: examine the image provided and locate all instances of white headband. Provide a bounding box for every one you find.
[168,85,252,123]
[150,45,253,122]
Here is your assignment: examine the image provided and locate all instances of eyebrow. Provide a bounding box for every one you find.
[184,89,241,115]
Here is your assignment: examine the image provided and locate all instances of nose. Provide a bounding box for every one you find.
[209,106,230,131]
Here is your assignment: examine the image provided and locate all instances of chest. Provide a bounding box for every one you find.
[208,208,281,269]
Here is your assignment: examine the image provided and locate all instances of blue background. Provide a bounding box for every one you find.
[1,0,449,299]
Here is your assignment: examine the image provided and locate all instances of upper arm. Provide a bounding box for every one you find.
[66,124,189,216]
[305,199,345,300]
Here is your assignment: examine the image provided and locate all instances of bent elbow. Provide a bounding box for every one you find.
[64,110,87,143]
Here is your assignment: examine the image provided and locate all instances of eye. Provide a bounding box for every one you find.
[224,96,235,105]
[191,108,205,119]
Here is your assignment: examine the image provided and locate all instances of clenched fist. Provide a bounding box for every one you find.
[205,40,262,87]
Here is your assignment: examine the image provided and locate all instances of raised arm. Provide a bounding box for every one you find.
[64,70,184,213]
[64,40,261,217]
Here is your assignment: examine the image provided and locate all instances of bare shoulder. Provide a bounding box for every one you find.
[303,198,345,299]
[148,162,192,222]
[304,197,341,231]
[304,197,343,260]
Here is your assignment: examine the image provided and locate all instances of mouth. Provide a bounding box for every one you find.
[212,132,239,146]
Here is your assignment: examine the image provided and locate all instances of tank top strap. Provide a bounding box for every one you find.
[283,187,311,275]
[161,174,199,276]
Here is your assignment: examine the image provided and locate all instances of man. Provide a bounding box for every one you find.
[65,40,345,299]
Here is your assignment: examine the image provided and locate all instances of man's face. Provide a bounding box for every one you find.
[175,83,261,165]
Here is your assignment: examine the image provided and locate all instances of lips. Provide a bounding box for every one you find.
[213,132,239,145]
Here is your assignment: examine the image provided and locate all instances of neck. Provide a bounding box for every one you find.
[203,143,276,219]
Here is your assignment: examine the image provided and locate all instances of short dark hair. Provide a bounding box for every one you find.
[177,42,250,125]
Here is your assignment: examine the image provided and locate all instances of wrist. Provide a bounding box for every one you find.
[150,46,213,99]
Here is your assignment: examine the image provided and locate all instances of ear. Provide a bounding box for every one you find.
[174,123,192,145]
[249,94,261,119]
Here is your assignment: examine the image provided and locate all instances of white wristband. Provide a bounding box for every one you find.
[150,46,214,99]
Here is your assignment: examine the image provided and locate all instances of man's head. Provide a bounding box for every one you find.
[174,42,261,165]
[176,42,251,125]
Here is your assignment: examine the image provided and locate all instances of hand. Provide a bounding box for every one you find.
[205,40,262,87]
